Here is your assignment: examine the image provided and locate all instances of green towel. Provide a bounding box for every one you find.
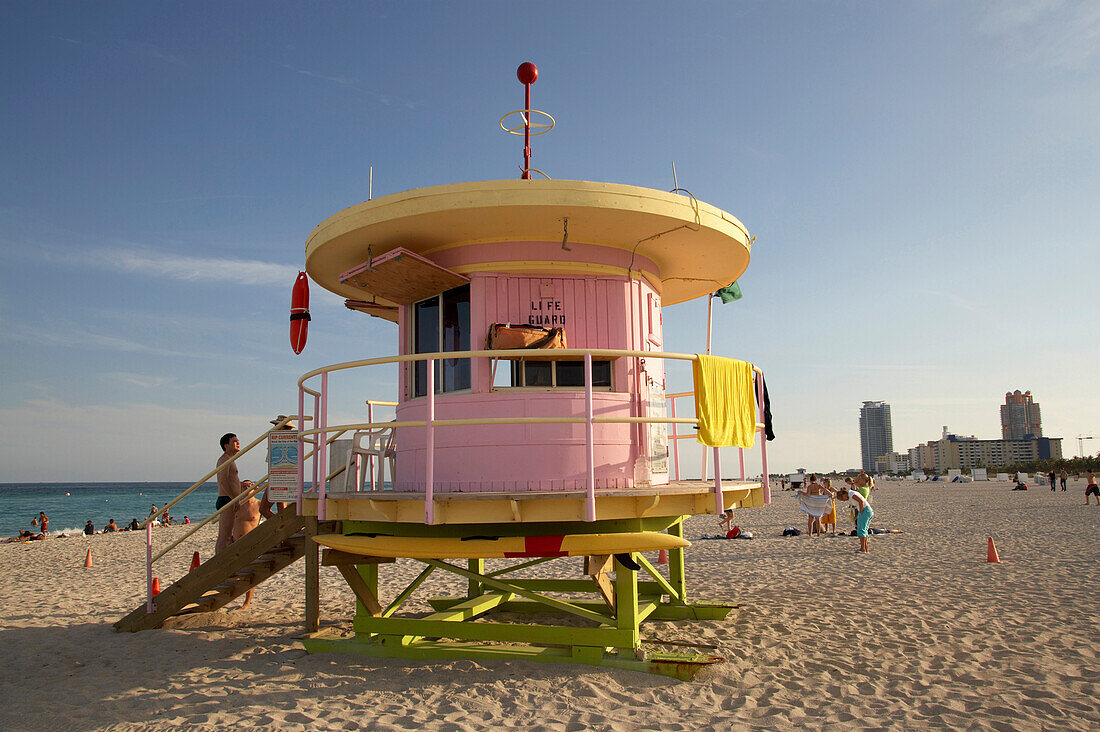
[693,355,756,448]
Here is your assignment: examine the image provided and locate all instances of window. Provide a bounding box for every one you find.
[412,284,470,397]
[508,359,612,388]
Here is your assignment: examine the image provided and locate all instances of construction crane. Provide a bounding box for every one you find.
[1078,435,1095,457]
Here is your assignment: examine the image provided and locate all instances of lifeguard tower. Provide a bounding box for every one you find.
[116,63,770,680]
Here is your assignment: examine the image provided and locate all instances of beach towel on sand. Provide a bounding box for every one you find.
[798,494,833,517]
[693,355,756,448]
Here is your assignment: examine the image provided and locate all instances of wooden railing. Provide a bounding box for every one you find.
[294,348,770,525]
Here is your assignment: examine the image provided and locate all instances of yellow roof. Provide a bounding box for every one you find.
[305,179,752,307]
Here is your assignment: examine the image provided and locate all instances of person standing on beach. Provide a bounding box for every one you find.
[216,433,253,554]
[32,511,49,534]
[1085,471,1099,506]
[1049,471,1057,491]
[798,474,827,536]
[820,478,838,535]
[1059,469,1068,491]
[836,488,873,552]
[853,470,873,497]
[231,494,262,609]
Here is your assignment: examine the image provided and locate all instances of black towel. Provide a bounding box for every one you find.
[756,372,775,441]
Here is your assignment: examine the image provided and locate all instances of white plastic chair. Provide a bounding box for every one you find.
[343,426,395,491]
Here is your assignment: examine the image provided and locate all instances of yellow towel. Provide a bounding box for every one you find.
[693,355,756,448]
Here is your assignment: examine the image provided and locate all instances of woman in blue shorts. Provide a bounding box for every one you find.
[837,489,873,553]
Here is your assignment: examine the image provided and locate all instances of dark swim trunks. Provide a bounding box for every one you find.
[1087,485,1099,497]
[215,495,232,510]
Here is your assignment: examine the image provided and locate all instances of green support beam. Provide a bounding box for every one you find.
[308,516,736,680]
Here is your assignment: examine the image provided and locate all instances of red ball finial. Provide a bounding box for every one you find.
[517,62,538,85]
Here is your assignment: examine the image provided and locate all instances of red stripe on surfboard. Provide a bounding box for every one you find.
[503,534,567,558]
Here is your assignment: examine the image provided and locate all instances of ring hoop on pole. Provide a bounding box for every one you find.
[500,109,555,135]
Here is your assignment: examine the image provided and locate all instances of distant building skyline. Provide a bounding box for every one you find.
[1001,390,1042,440]
[901,389,1061,474]
[859,401,894,473]
[907,430,1062,473]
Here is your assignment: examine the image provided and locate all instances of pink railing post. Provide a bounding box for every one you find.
[701,435,709,482]
[312,393,320,506]
[670,396,680,482]
[584,353,596,522]
[318,372,328,521]
[365,402,374,492]
[296,385,305,514]
[713,447,723,514]
[145,521,154,613]
[425,358,436,524]
[756,371,771,503]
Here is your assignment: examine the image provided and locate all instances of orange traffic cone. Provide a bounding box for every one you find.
[190,551,201,571]
[151,577,161,596]
[657,549,669,565]
[987,537,1001,563]
[83,548,93,568]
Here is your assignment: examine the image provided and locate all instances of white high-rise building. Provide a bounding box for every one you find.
[860,401,894,473]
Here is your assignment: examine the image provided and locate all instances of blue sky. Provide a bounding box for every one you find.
[2,1,1098,481]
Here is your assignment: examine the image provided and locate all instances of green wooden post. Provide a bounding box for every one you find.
[614,553,640,650]
[467,558,483,598]
[667,519,687,604]
[304,517,320,633]
[356,563,379,620]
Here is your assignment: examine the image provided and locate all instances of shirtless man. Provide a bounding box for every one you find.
[1085,470,1099,506]
[231,495,262,609]
[32,511,49,534]
[216,433,253,554]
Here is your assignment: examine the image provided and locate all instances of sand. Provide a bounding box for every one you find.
[1,478,1098,731]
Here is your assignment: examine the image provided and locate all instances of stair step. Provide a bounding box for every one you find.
[114,510,308,633]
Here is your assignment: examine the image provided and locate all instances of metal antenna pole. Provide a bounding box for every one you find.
[368,166,373,201]
[517,62,538,179]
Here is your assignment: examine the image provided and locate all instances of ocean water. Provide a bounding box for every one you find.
[0,482,220,538]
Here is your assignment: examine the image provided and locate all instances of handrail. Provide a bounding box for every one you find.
[296,348,762,390]
[297,348,769,524]
[150,425,348,564]
[142,414,293,529]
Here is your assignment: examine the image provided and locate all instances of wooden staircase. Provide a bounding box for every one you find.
[115,509,329,632]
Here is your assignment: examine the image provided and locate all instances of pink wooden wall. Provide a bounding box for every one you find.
[392,241,668,493]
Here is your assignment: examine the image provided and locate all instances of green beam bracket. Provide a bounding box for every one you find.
[422,559,612,626]
[303,635,722,681]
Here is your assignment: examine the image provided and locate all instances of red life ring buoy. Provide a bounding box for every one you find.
[290,271,310,354]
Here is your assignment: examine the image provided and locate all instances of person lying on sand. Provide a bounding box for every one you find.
[4,530,44,543]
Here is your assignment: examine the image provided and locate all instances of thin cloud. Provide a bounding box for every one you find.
[914,288,983,314]
[3,322,198,359]
[283,63,359,89]
[803,363,946,372]
[281,63,421,109]
[89,248,299,286]
[979,0,1100,70]
[99,372,174,389]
